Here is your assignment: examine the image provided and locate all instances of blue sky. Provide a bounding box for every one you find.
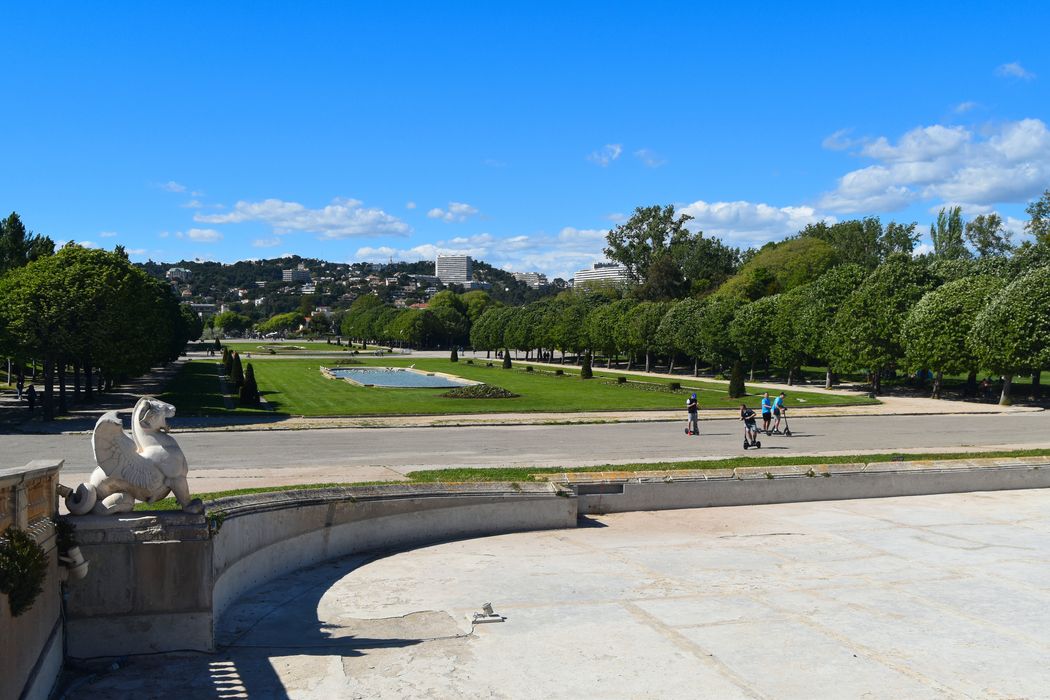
[1,2,1047,280]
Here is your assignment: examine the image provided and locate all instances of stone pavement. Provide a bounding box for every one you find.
[64,488,1050,698]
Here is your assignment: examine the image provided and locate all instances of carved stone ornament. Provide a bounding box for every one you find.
[61,397,203,516]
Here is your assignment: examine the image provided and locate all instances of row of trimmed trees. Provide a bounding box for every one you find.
[220,347,260,406]
[0,236,201,419]
[468,253,1050,404]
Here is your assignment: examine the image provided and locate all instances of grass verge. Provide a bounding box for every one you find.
[135,447,1050,511]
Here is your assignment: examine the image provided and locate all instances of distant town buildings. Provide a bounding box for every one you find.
[512,271,548,289]
[165,267,192,282]
[282,263,312,283]
[435,255,472,285]
[573,262,629,287]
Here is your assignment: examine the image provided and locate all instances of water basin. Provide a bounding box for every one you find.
[326,367,476,388]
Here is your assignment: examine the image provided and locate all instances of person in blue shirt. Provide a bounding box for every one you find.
[760,392,773,434]
[772,392,787,434]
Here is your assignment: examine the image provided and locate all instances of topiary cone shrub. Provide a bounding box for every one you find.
[239,363,260,406]
[231,352,244,388]
[581,351,593,379]
[450,347,458,362]
[502,350,512,369]
[728,360,746,398]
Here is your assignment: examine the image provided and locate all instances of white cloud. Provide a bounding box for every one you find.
[125,248,147,256]
[79,241,98,249]
[605,212,627,223]
[634,148,667,168]
[426,201,480,223]
[820,118,1050,212]
[954,101,980,113]
[913,243,935,256]
[181,199,204,209]
[99,231,117,238]
[252,237,281,248]
[195,197,410,238]
[158,231,170,239]
[822,128,860,151]
[405,201,416,209]
[996,62,1036,80]
[178,228,223,243]
[587,144,622,166]
[678,200,834,246]
[157,180,186,193]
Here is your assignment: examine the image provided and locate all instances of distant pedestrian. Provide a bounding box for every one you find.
[26,385,36,411]
[685,393,699,436]
[980,377,991,400]
[16,376,25,400]
[772,392,786,434]
[760,392,773,434]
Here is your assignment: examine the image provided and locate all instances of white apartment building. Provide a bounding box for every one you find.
[573,262,629,287]
[512,271,548,289]
[435,255,472,285]
[165,267,193,282]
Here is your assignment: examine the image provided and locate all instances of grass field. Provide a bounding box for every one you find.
[161,356,876,417]
[134,446,1050,511]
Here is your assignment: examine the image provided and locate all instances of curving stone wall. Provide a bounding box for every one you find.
[64,482,576,657]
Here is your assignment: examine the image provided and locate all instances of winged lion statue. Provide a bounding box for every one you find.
[61,396,204,516]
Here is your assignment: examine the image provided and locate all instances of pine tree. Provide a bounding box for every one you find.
[450,347,459,362]
[213,337,221,351]
[239,363,260,406]
[581,350,593,379]
[502,349,512,369]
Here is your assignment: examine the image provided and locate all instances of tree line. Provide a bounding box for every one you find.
[339,191,1050,405]
[0,213,202,419]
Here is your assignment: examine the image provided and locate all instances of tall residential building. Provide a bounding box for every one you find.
[512,271,548,289]
[573,262,629,287]
[435,255,472,285]
[282,263,312,283]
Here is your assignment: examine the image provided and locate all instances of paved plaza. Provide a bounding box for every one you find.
[69,488,1050,698]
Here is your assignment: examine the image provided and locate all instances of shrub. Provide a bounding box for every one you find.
[581,351,593,379]
[0,528,48,617]
[502,351,512,369]
[231,352,244,388]
[441,383,520,399]
[728,360,746,398]
[239,363,260,406]
[450,347,458,362]
[555,369,564,376]
[466,359,474,365]
[486,362,494,367]
[669,381,681,391]
[617,376,627,384]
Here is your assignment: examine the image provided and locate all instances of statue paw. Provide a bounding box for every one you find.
[182,498,204,514]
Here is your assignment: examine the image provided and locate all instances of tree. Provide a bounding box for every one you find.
[580,350,593,379]
[799,217,884,269]
[0,212,55,274]
[461,290,495,322]
[634,252,687,301]
[450,346,458,362]
[257,312,305,335]
[964,214,1013,257]
[678,233,740,296]
[829,255,936,393]
[549,294,594,362]
[694,297,743,370]
[880,222,919,258]
[729,295,779,380]
[930,206,969,260]
[791,264,867,388]
[239,363,260,406]
[431,306,470,348]
[1025,189,1050,245]
[470,306,514,355]
[901,275,1006,398]
[212,311,251,336]
[502,351,512,369]
[624,301,671,372]
[585,299,635,367]
[713,237,837,301]
[971,267,1050,405]
[428,289,467,315]
[604,205,692,283]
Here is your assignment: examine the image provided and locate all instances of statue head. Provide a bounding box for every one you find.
[135,396,176,433]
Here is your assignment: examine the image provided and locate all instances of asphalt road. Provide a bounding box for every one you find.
[3,412,1048,484]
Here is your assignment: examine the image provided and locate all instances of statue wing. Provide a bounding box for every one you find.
[92,411,140,476]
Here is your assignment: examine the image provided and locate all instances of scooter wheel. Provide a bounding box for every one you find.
[743,442,749,450]
[785,430,792,437]
[756,441,762,449]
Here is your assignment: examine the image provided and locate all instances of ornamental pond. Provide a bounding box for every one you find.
[324,366,477,389]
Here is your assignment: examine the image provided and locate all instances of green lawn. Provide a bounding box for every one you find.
[220,340,373,355]
[161,357,876,417]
